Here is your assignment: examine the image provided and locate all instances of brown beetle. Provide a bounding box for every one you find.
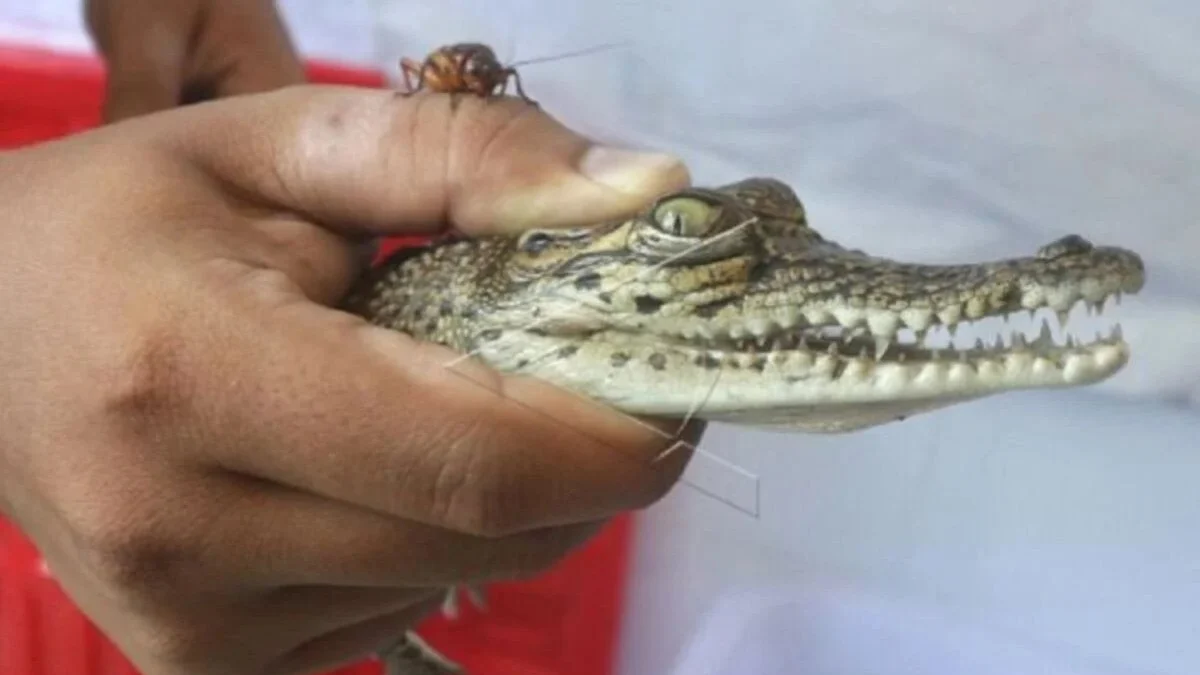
[400,42,533,104]
[398,41,625,106]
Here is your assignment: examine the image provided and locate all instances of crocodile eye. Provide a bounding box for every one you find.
[652,197,721,238]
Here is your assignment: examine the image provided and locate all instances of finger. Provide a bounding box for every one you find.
[163,85,691,237]
[204,475,605,587]
[188,276,699,535]
[84,0,192,122]
[256,586,440,654]
[192,0,306,99]
[266,599,442,675]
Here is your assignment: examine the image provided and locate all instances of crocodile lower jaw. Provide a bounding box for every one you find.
[470,300,1131,433]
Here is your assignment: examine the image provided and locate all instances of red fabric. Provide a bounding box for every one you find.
[0,43,633,675]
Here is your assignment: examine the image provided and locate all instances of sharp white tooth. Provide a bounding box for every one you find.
[1095,297,1107,314]
[930,348,941,360]
[875,337,891,361]
[777,309,802,329]
[937,305,963,325]
[827,342,838,356]
[867,312,901,337]
[901,308,933,332]
[803,308,830,325]
[1027,309,1037,321]
[915,327,929,344]
[1057,309,1070,327]
[1001,334,1013,349]
[833,308,866,329]
[1111,324,1124,340]
[1013,333,1027,349]
[965,297,988,319]
[974,338,985,351]
[1065,335,1076,349]
[1095,330,1103,343]
[859,345,870,359]
[946,323,959,339]
[748,319,773,336]
[1114,292,1123,306]
[958,350,969,362]
[1036,318,1054,346]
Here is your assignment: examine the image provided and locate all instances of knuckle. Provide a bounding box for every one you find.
[99,323,189,430]
[428,441,533,538]
[70,504,191,596]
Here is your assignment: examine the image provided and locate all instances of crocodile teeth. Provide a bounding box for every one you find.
[937,305,963,325]
[1034,318,1054,347]
[803,308,831,325]
[866,311,901,337]
[874,337,891,361]
[901,308,933,331]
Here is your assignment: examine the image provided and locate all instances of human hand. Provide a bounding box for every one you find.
[84,0,305,121]
[0,88,696,675]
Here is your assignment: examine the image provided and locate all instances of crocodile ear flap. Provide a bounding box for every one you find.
[515,227,597,256]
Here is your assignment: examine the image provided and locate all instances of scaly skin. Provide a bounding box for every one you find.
[349,176,1145,674]
[344,176,1145,433]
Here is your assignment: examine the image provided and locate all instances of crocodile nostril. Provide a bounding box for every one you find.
[1036,234,1094,260]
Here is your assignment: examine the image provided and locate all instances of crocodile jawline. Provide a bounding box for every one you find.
[343,177,1145,433]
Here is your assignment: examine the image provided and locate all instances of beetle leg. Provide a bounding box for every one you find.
[399,58,424,96]
[507,69,537,106]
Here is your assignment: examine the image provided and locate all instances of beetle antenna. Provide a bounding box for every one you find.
[507,41,630,67]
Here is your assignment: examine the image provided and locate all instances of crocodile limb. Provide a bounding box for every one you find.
[346,176,1145,674]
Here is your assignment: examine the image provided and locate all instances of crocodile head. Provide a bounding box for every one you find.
[348,177,1145,433]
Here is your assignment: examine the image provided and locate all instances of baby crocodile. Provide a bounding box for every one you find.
[345,176,1145,434]
[345,176,1144,675]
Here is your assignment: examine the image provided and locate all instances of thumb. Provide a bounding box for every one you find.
[161,85,691,235]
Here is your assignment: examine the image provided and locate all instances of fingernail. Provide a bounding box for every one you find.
[578,146,687,194]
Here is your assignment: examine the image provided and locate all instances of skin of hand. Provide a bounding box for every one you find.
[85,0,305,122]
[0,87,699,675]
